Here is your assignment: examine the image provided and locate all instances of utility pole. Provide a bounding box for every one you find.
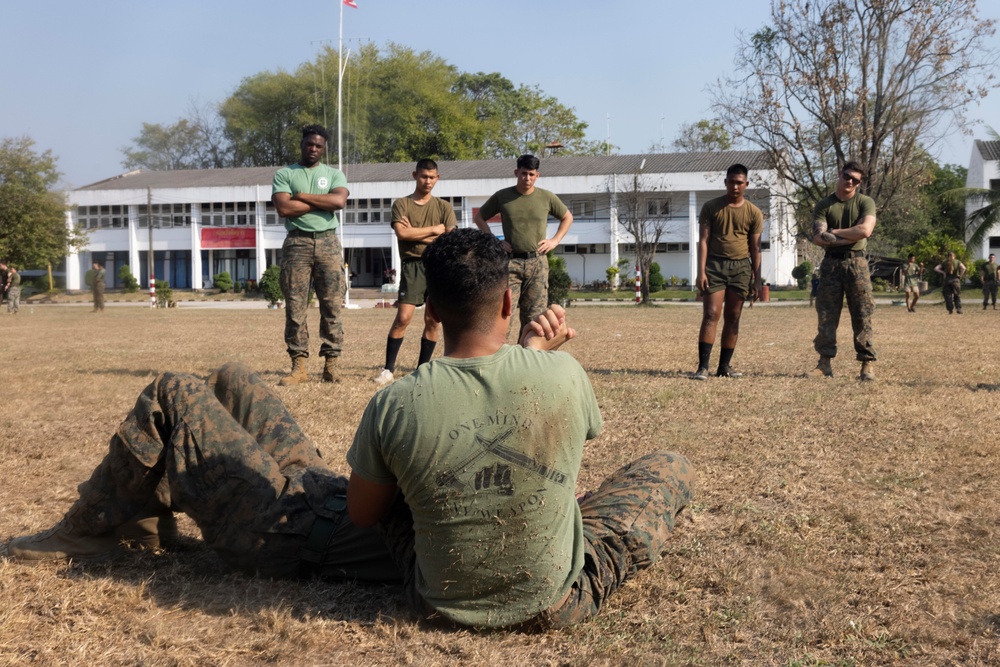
[148,188,156,308]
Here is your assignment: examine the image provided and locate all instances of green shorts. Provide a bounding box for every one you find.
[704,256,752,296]
[397,259,428,306]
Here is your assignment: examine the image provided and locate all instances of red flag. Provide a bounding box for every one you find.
[343,0,358,7]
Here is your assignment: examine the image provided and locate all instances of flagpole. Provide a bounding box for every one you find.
[338,0,350,307]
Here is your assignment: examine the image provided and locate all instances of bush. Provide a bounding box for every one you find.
[871,277,890,292]
[118,265,140,293]
[213,271,233,292]
[648,262,665,292]
[791,260,814,289]
[154,280,173,307]
[605,266,620,289]
[259,265,283,304]
[901,233,969,288]
[548,255,572,305]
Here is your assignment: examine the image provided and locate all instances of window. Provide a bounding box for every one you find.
[990,179,1000,191]
[264,202,284,225]
[571,200,595,218]
[989,237,1000,249]
[646,198,671,217]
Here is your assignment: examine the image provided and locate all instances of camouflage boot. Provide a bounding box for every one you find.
[279,356,309,386]
[808,355,834,378]
[322,356,340,383]
[859,361,875,382]
[8,518,121,562]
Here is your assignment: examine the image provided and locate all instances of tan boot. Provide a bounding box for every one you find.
[859,361,875,382]
[808,355,834,377]
[8,519,121,562]
[322,356,340,383]
[279,356,309,386]
[115,500,179,549]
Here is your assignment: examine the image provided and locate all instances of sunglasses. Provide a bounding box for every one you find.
[841,173,862,185]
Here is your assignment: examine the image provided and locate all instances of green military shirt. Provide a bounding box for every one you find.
[271,163,348,233]
[813,192,876,252]
[699,196,764,260]
[478,187,568,254]
[392,196,458,260]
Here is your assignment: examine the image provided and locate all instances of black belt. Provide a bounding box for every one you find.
[511,251,538,259]
[288,228,335,239]
[825,249,865,259]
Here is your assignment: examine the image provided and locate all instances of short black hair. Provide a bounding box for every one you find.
[302,124,329,143]
[516,154,540,171]
[726,163,749,180]
[415,158,438,172]
[842,160,865,178]
[423,228,509,333]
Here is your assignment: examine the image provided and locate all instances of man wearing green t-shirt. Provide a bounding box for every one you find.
[272,125,349,386]
[935,251,966,314]
[346,228,693,630]
[92,262,106,312]
[693,163,763,380]
[5,265,20,314]
[809,161,877,381]
[473,154,574,332]
[981,253,998,310]
[374,159,457,386]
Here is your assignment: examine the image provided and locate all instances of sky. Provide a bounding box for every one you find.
[2,0,998,189]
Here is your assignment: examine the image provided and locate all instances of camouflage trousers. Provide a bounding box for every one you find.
[509,255,550,333]
[379,450,694,630]
[67,362,397,581]
[814,255,876,361]
[982,281,995,307]
[280,232,344,359]
[6,286,19,313]
[943,278,963,313]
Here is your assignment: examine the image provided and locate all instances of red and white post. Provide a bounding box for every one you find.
[635,264,641,304]
[149,274,156,308]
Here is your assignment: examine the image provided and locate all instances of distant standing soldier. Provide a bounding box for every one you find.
[5,266,20,314]
[374,159,457,386]
[809,271,820,309]
[92,262,106,312]
[692,163,763,380]
[903,254,923,313]
[473,154,574,332]
[809,161,877,381]
[935,252,966,315]
[271,125,350,385]
[981,253,998,310]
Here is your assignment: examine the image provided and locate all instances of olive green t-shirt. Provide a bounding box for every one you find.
[347,344,602,629]
[478,187,569,254]
[391,196,458,259]
[699,196,764,260]
[983,262,999,283]
[813,192,876,252]
[8,272,20,287]
[904,262,921,287]
[271,163,348,233]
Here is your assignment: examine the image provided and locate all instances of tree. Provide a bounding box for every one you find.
[611,165,674,304]
[712,0,998,228]
[121,114,228,171]
[672,119,733,152]
[901,232,969,287]
[0,136,86,270]
[220,70,314,168]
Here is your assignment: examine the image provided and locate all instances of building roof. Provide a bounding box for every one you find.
[976,140,1000,162]
[76,150,772,192]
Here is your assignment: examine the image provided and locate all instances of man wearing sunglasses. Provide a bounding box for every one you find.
[809,161,877,381]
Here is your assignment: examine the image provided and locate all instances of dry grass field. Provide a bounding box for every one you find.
[1,302,998,666]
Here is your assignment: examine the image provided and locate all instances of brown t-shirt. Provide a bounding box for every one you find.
[699,196,764,260]
[391,196,458,260]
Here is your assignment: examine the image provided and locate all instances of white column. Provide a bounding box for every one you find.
[609,175,620,288]
[191,204,203,289]
[128,205,140,283]
[65,210,82,291]
[688,191,698,289]
[255,196,266,281]
[390,229,401,287]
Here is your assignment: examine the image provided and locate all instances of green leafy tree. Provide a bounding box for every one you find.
[118,264,139,292]
[154,279,173,307]
[213,271,233,292]
[0,136,85,270]
[547,255,572,306]
[672,119,733,152]
[120,109,227,171]
[221,70,314,168]
[259,264,283,304]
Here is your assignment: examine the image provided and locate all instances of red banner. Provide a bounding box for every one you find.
[201,228,256,249]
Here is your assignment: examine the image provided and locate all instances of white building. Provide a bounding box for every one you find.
[66,152,799,291]
[966,139,1000,259]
